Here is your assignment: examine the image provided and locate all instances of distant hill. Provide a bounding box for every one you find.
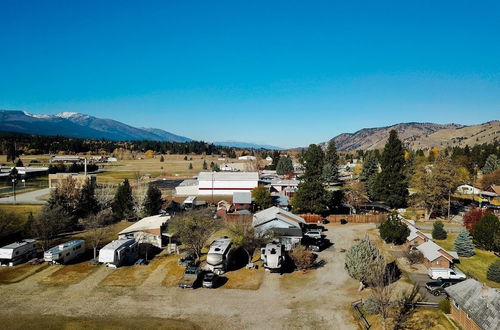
[214,141,283,150]
[323,121,500,151]
[0,110,191,142]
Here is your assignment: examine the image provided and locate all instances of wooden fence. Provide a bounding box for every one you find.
[351,300,371,330]
[327,214,386,224]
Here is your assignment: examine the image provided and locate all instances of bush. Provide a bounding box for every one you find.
[473,213,500,251]
[439,299,451,314]
[290,245,316,270]
[379,213,410,245]
[404,250,424,265]
[432,220,447,240]
[363,295,380,315]
[487,260,500,283]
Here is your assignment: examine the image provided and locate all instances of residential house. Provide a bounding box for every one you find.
[118,214,171,248]
[416,241,458,269]
[233,191,252,210]
[445,279,499,330]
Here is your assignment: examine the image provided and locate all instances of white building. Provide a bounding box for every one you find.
[238,155,256,161]
[175,179,199,196]
[198,171,259,196]
[118,214,171,248]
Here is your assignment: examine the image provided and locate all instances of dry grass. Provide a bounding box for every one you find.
[0,204,43,220]
[0,263,48,284]
[161,255,186,287]
[365,308,454,330]
[0,314,200,330]
[39,262,99,286]
[222,267,265,290]
[279,270,316,290]
[99,255,164,287]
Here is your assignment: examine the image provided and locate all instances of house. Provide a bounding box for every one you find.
[233,191,252,210]
[445,279,499,330]
[405,225,431,248]
[270,179,300,197]
[416,241,458,269]
[198,171,259,196]
[486,184,500,195]
[118,214,171,248]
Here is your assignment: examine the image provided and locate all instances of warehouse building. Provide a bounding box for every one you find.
[198,171,259,196]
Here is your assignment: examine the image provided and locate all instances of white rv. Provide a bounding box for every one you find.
[44,240,85,264]
[98,238,139,268]
[206,237,232,275]
[261,242,284,273]
[0,239,37,266]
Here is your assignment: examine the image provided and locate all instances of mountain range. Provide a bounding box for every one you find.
[324,121,500,151]
[0,110,283,149]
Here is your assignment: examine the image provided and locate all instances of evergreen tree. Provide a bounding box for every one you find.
[15,158,24,167]
[302,144,324,180]
[472,213,500,251]
[360,151,379,199]
[432,220,447,240]
[202,160,208,170]
[160,155,164,162]
[482,154,500,174]
[322,140,339,184]
[345,236,386,285]
[379,213,410,245]
[269,150,281,170]
[373,130,408,208]
[276,156,293,175]
[75,178,99,219]
[487,260,500,283]
[112,179,135,220]
[188,162,193,170]
[142,185,163,216]
[454,229,475,257]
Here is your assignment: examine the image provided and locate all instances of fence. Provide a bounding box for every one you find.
[327,214,386,224]
[351,300,371,330]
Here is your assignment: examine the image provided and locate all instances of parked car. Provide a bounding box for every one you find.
[202,272,219,288]
[428,267,466,280]
[179,266,201,289]
[304,229,322,239]
[425,279,464,296]
[302,237,328,252]
[179,254,196,266]
[306,224,325,231]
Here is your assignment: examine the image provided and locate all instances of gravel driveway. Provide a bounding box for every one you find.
[0,223,376,329]
[0,188,49,204]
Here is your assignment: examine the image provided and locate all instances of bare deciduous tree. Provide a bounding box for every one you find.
[82,209,113,259]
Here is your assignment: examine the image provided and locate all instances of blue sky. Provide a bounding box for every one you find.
[1,1,499,148]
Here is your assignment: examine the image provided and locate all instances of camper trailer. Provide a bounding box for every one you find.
[206,237,232,275]
[0,239,37,266]
[44,240,85,264]
[261,242,284,273]
[98,238,139,268]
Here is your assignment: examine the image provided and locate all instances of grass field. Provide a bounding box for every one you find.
[0,263,48,284]
[0,315,200,330]
[364,308,454,330]
[99,255,165,287]
[0,204,43,219]
[161,255,186,287]
[433,233,500,288]
[39,263,100,286]
[222,267,265,290]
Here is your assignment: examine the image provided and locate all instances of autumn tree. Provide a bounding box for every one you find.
[373,130,408,208]
[252,185,272,210]
[31,206,69,251]
[47,176,81,229]
[463,206,486,232]
[322,140,339,184]
[290,245,316,270]
[480,169,500,189]
[343,180,369,214]
[225,218,265,264]
[0,209,22,241]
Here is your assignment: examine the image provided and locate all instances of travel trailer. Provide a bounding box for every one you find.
[0,239,37,266]
[44,240,85,264]
[98,238,139,268]
[261,242,284,273]
[206,237,232,275]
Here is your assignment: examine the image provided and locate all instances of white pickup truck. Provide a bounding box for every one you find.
[428,267,466,280]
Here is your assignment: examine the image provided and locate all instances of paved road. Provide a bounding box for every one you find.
[0,188,49,204]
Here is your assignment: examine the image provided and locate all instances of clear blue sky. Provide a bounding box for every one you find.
[1,1,499,148]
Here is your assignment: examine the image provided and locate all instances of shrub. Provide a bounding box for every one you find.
[472,213,500,251]
[363,295,380,315]
[487,260,500,283]
[432,220,447,240]
[379,213,410,245]
[345,236,385,284]
[439,299,450,314]
[290,245,316,270]
[454,229,475,257]
[404,250,424,265]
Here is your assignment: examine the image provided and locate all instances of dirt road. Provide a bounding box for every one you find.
[0,223,375,329]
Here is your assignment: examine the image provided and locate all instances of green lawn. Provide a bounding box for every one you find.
[433,233,500,288]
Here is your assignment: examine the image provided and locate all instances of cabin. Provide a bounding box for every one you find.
[98,238,139,268]
[0,239,37,266]
[44,240,85,264]
[206,237,232,275]
[118,214,171,248]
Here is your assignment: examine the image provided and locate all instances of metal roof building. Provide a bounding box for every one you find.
[197,171,259,196]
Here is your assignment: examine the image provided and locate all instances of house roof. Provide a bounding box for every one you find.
[416,241,456,262]
[445,279,500,330]
[233,191,252,204]
[119,214,170,235]
[198,171,259,181]
[488,185,500,195]
[253,206,305,228]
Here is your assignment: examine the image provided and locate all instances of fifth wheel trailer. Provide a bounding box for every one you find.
[206,237,232,275]
[0,239,37,266]
[98,238,139,268]
[44,240,85,264]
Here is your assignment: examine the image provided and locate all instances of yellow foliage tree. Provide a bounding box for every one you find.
[144,150,155,159]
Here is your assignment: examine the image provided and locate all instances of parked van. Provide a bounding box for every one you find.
[98,238,139,268]
[44,240,85,264]
[0,239,37,266]
[428,267,466,280]
[261,242,284,273]
[206,237,232,275]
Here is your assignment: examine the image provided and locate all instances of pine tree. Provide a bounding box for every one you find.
[487,260,500,283]
[360,151,379,199]
[75,178,99,219]
[142,185,163,216]
[373,130,408,208]
[15,158,24,167]
[202,160,208,170]
[160,155,165,162]
[379,213,410,245]
[188,162,193,170]
[454,229,475,257]
[432,220,447,240]
[482,154,500,174]
[112,179,134,220]
[322,140,339,184]
[472,213,500,251]
[276,156,293,175]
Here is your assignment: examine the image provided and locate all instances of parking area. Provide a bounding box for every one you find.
[0,223,376,329]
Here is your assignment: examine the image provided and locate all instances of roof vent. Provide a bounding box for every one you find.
[481,283,489,298]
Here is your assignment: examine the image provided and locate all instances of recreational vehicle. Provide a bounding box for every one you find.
[206,237,232,275]
[0,239,37,266]
[98,238,139,268]
[182,196,206,210]
[44,240,85,264]
[261,242,284,273]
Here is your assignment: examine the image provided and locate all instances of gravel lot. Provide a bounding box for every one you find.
[0,223,376,329]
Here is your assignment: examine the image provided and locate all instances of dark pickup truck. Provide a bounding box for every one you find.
[425,279,464,296]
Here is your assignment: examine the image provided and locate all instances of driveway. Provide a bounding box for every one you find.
[0,188,49,204]
[407,273,443,303]
[0,223,377,329]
